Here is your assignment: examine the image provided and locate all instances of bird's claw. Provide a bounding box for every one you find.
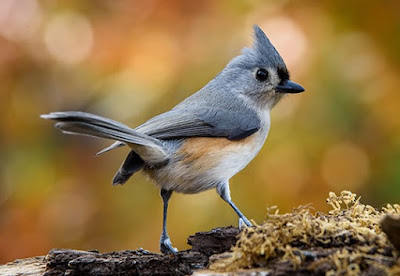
[239,217,253,230]
[160,236,178,254]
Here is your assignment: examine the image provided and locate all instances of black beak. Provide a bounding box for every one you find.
[276,80,305,93]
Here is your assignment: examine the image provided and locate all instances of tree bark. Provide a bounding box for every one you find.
[0,226,240,276]
[1,216,399,276]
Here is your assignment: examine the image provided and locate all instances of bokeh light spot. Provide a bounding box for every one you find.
[0,0,42,41]
[44,12,93,65]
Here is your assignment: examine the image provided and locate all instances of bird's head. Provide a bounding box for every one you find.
[216,25,305,109]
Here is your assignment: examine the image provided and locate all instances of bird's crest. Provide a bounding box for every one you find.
[251,25,286,69]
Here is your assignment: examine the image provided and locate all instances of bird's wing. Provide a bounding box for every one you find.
[97,88,261,154]
[135,107,261,141]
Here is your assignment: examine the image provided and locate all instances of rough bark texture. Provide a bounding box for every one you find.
[43,226,239,276]
[45,249,207,276]
[0,218,399,276]
[0,256,46,276]
[0,226,239,276]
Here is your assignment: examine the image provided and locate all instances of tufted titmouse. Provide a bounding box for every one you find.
[41,26,305,254]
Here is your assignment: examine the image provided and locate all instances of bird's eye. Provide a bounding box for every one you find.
[255,68,269,82]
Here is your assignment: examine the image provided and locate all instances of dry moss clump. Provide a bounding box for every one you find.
[210,191,400,275]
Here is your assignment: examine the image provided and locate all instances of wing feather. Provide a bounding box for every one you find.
[135,107,260,140]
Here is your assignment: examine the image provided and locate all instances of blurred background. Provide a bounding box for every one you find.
[1,0,400,263]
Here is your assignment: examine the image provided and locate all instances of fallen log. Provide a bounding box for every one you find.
[1,191,399,276]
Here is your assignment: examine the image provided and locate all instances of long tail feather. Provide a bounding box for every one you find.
[41,111,169,165]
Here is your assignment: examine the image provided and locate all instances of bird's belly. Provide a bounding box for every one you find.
[144,131,268,194]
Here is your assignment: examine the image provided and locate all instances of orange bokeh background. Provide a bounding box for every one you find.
[1,0,400,263]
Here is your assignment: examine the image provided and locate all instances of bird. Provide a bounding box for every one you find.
[41,25,305,254]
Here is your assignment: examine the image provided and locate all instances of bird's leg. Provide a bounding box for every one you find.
[217,183,252,227]
[238,218,246,231]
[159,189,178,254]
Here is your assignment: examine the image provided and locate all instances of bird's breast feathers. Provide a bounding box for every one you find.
[144,113,270,194]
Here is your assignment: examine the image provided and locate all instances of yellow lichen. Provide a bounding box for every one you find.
[209,191,400,275]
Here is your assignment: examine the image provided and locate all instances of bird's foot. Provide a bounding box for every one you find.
[160,235,178,254]
[239,217,252,230]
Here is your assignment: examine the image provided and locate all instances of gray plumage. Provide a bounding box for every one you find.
[41,25,305,254]
[42,111,170,166]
